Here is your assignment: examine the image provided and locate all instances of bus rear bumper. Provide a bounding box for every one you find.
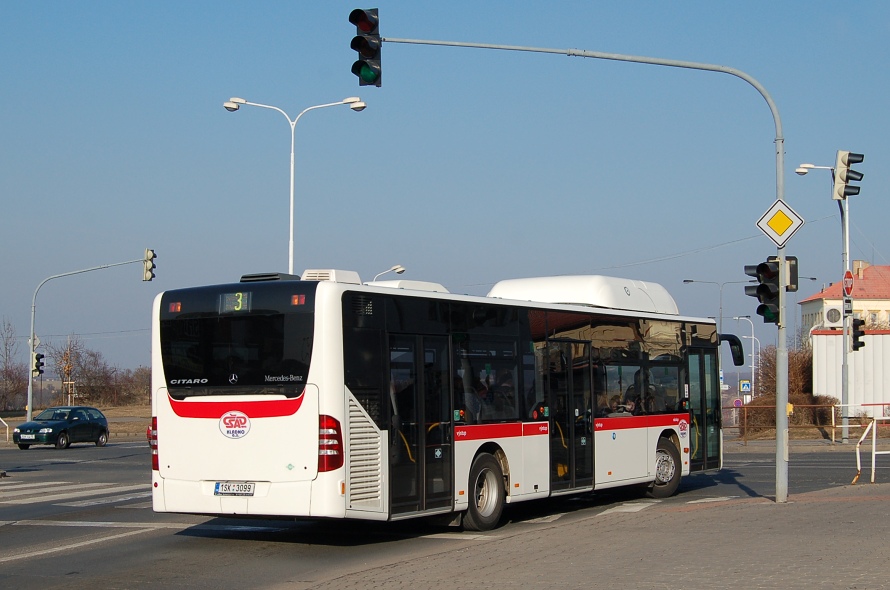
[152,476,319,517]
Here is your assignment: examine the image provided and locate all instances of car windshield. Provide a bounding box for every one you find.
[36,408,70,421]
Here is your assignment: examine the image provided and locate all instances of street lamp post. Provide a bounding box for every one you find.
[224,96,367,275]
[796,162,851,442]
[733,315,757,397]
[683,279,755,336]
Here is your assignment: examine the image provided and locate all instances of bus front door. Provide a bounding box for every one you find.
[687,348,721,471]
[547,340,594,492]
[388,335,453,515]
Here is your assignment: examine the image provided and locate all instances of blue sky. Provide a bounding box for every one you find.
[2,1,888,373]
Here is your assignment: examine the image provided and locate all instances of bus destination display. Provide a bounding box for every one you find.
[219,291,252,313]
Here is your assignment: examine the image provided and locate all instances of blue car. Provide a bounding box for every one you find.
[13,406,109,450]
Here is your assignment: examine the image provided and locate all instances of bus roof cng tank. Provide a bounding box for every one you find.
[486,275,679,315]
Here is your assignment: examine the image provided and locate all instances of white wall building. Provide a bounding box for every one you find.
[800,261,890,417]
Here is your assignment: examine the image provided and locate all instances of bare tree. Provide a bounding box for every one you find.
[0,317,28,410]
[44,336,149,407]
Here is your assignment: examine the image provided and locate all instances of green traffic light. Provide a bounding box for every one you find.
[351,60,381,86]
[757,304,780,324]
[359,64,378,84]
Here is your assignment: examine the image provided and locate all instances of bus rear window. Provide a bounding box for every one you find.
[160,312,313,399]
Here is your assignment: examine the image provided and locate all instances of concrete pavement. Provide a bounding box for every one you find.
[298,481,890,590]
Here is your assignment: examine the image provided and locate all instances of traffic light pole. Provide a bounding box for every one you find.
[776,250,789,501]
[840,193,850,442]
[26,257,147,421]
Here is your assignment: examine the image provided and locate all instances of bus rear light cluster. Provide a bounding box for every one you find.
[318,415,344,472]
[150,416,159,471]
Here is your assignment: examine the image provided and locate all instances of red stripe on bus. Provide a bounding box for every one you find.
[523,422,550,436]
[454,423,523,441]
[167,394,304,419]
[594,413,689,431]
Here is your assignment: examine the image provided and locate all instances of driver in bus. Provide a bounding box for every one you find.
[624,369,654,415]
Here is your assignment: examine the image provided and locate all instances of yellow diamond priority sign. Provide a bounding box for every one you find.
[757,199,804,248]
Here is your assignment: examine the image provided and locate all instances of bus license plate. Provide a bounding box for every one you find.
[214,482,255,496]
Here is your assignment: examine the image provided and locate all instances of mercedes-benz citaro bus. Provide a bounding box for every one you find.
[150,269,743,531]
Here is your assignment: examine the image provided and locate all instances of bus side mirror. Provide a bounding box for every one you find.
[719,334,745,367]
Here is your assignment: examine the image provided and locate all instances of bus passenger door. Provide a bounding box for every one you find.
[687,349,721,471]
[547,341,593,492]
[388,335,453,515]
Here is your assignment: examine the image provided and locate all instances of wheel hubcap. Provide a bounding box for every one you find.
[475,469,498,516]
[654,450,675,484]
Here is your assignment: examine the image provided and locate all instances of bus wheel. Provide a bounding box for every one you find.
[647,438,681,499]
[463,453,505,531]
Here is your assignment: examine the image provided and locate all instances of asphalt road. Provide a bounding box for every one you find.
[0,440,885,589]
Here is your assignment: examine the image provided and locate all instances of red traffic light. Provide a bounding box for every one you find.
[349,8,378,33]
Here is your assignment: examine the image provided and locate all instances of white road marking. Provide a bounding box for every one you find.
[0,528,154,564]
[14,519,287,532]
[599,500,660,516]
[686,496,740,504]
[2,484,150,504]
[57,491,153,507]
[524,513,564,523]
[0,481,71,489]
[0,482,110,499]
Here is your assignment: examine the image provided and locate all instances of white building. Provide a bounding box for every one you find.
[800,261,890,417]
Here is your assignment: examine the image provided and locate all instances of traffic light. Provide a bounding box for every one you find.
[32,352,45,376]
[744,257,781,324]
[833,150,864,200]
[786,256,799,293]
[143,248,157,282]
[349,8,381,87]
[851,317,866,351]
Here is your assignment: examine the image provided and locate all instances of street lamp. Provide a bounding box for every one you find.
[372,264,406,282]
[224,96,367,275]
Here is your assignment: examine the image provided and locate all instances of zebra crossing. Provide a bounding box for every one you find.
[0,478,151,508]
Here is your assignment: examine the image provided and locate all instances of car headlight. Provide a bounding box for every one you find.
[39,427,53,434]
[13,427,20,433]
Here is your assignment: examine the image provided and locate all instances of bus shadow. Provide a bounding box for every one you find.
[679,467,763,498]
[175,515,454,545]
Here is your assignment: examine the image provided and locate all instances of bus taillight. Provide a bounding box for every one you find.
[150,416,159,471]
[318,415,343,472]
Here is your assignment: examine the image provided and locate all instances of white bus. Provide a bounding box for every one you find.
[151,269,742,531]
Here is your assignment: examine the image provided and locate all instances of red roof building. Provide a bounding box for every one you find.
[799,261,890,334]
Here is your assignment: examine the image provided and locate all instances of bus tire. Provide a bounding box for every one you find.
[463,453,505,531]
[647,437,681,499]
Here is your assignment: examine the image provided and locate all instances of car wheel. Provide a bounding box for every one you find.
[96,430,108,447]
[55,432,70,450]
[17,444,30,450]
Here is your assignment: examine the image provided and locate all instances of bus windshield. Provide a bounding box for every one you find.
[159,284,315,399]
